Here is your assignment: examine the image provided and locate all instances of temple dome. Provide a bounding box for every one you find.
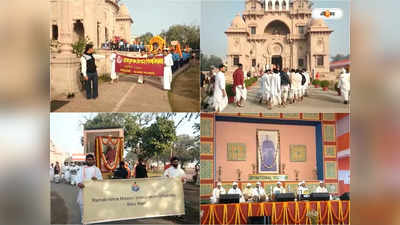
[230,13,246,28]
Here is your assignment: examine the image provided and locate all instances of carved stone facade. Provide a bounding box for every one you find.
[226,0,332,78]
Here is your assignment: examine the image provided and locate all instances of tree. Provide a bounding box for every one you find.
[137,32,154,44]
[200,53,223,71]
[172,134,199,166]
[331,54,350,62]
[141,117,177,160]
[160,25,200,50]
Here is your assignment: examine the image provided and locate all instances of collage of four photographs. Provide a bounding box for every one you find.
[49,0,350,224]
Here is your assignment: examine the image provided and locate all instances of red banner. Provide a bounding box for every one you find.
[115,54,164,76]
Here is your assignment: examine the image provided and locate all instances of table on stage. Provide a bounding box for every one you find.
[201,200,350,224]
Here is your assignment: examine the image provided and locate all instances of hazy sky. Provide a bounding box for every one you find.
[120,0,201,38]
[201,0,350,59]
[50,113,199,154]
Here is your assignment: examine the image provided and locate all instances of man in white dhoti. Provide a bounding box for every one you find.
[109,51,118,84]
[315,181,329,193]
[210,182,226,204]
[63,162,70,184]
[302,69,311,96]
[265,70,274,109]
[228,182,245,202]
[76,154,103,223]
[288,69,296,103]
[337,68,350,104]
[137,50,147,84]
[213,64,228,112]
[297,181,309,195]
[232,64,247,107]
[70,163,78,186]
[252,181,267,202]
[271,69,282,107]
[294,70,303,102]
[243,183,254,202]
[257,70,268,103]
[280,68,291,106]
[163,49,174,90]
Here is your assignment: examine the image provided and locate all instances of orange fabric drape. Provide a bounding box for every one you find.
[200,201,350,225]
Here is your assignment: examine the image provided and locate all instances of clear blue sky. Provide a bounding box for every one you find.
[50,113,199,154]
[120,0,201,37]
[201,0,350,59]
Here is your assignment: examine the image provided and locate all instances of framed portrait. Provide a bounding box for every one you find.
[257,129,280,174]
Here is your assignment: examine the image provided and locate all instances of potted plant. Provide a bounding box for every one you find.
[226,84,235,103]
[306,210,319,225]
[312,79,321,88]
[320,80,330,91]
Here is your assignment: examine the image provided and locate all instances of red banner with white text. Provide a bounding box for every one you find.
[115,54,163,76]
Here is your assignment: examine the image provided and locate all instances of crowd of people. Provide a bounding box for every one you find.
[201,63,351,111]
[101,39,146,52]
[210,180,330,204]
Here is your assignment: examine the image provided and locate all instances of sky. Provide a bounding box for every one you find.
[50,113,199,154]
[120,0,201,38]
[201,0,350,59]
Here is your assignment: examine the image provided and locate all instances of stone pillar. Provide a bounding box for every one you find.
[58,0,73,54]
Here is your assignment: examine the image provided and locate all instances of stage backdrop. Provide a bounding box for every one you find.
[215,121,316,181]
[83,177,184,224]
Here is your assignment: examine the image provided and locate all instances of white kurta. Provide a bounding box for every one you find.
[213,71,228,112]
[252,187,266,198]
[163,166,186,178]
[49,166,54,182]
[273,186,286,194]
[257,74,267,101]
[63,166,70,182]
[163,53,174,90]
[110,53,117,80]
[228,188,245,202]
[211,187,226,203]
[76,166,103,205]
[315,187,328,193]
[271,73,281,105]
[338,73,350,101]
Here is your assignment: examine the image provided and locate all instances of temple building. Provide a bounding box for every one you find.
[50,0,133,47]
[225,0,333,77]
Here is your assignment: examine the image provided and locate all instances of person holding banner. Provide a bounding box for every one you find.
[109,51,118,84]
[80,44,105,99]
[163,48,174,90]
[163,156,186,182]
[76,154,103,223]
[137,51,147,84]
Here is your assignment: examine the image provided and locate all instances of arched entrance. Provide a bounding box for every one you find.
[271,55,282,70]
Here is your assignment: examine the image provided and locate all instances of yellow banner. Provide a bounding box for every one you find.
[83,177,185,224]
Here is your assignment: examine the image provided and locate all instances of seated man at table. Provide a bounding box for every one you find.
[297,181,310,195]
[210,182,226,204]
[273,181,286,194]
[315,181,328,193]
[252,181,267,202]
[243,183,254,202]
[228,182,245,202]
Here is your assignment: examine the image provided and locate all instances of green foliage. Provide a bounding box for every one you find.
[320,80,330,87]
[137,32,153,44]
[312,79,321,86]
[200,54,223,71]
[226,84,234,97]
[244,77,258,88]
[160,25,200,49]
[141,117,176,160]
[71,36,91,57]
[171,134,199,166]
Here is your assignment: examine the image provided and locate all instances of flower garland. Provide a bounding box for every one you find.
[99,138,121,171]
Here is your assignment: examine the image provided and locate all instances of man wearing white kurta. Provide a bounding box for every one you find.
[273,181,286,194]
[163,156,186,182]
[137,51,147,84]
[280,68,291,106]
[337,68,350,104]
[271,69,282,106]
[69,163,77,186]
[315,181,329,193]
[257,71,268,103]
[252,181,267,202]
[213,64,228,112]
[63,162,70,184]
[297,181,310,195]
[109,51,118,84]
[228,182,245,202]
[163,49,174,90]
[294,70,303,101]
[76,154,103,223]
[265,70,274,109]
[210,182,226,204]
[303,70,311,96]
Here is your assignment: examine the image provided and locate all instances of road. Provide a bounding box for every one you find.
[51,181,199,224]
[222,83,350,113]
[51,61,198,112]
